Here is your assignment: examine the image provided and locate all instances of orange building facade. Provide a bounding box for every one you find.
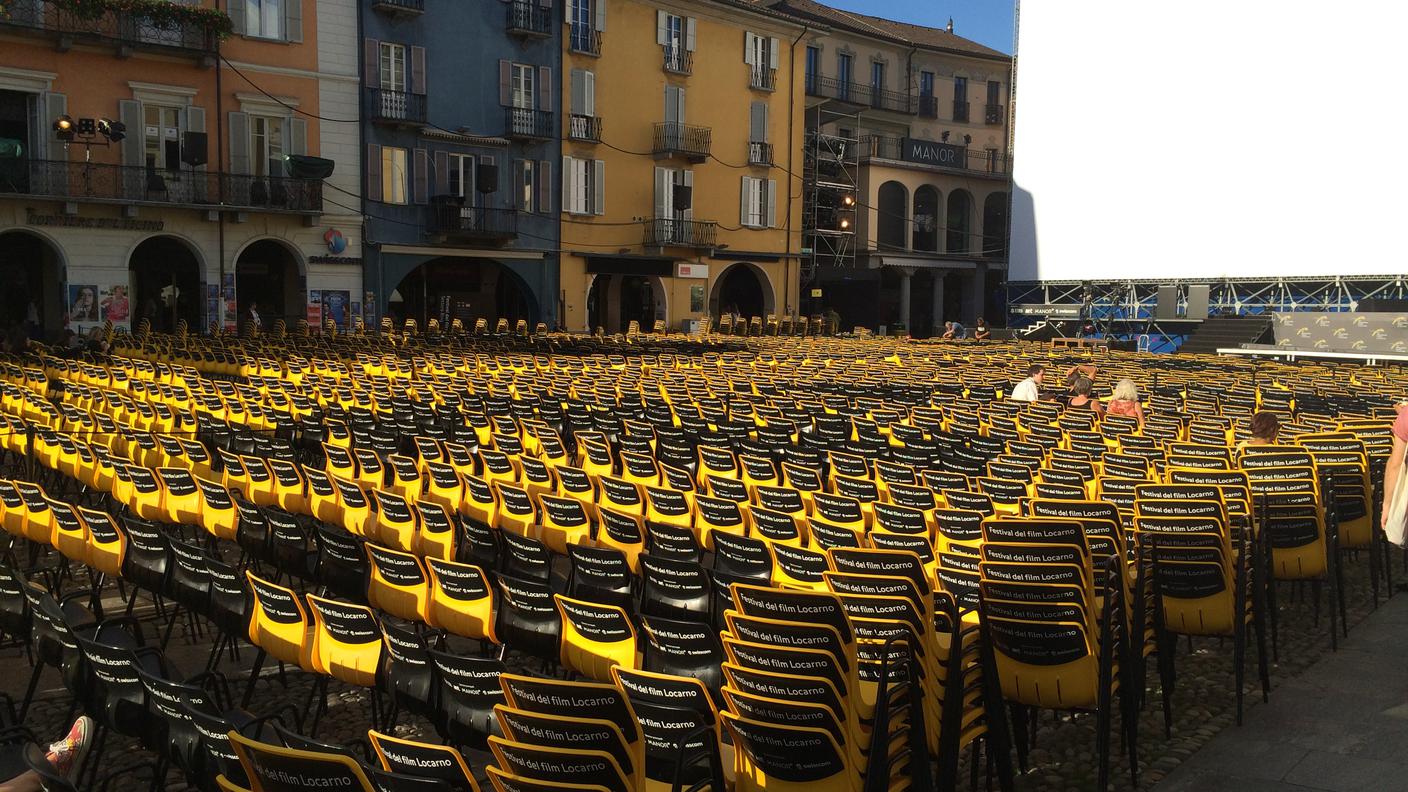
[0,0,362,339]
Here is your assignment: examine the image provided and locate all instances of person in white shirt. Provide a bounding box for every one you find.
[1009,364,1045,402]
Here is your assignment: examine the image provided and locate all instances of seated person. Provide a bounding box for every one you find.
[1105,378,1145,428]
[1066,376,1103,415]
[973,317,991,341]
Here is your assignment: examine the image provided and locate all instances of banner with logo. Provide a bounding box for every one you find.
[1273,312,1408,354]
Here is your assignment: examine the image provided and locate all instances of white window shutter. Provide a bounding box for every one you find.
[228,0,246,35]
[289,117,307,156]
[118,99,142,167]
[682,170,693,220]
[229,112,250,175]
[592,159,605,215]
[285,0,303,42]
[654,167,668,218]
[656,10,667,45]
[570,69,585,116]
[564,0,572,25]
[584,71,595,116]
[770,37,780,69]
[39,92,65,159]
[185,106,206,172]
[594,0,605,31]
[744,32,756,65]
[766,179,777,228]
[685,17,696,51]
[740,177,749,227]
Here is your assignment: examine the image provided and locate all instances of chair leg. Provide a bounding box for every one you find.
[1234,621,1247,726]
[1095,702,1111,792]
[1006,704,1028,773]
[18,661,45,722]
[241,649,267,709]
[1157,632,1176,739]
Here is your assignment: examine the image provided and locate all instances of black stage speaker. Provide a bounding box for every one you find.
[180,132,208,167]
[672,185,692,211]
[1359,298,1408,312]
[1186,284,1210,318]
[1155,285,1178,320]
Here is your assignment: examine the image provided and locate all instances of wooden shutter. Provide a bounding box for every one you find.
[664,86,679,124]
[749,102,766,143]
[366,144,383,203]
[685,17,696,51]
[538,160,551,214]
[37,92,64,159]
[744,32,756,65]
[285,0,303,42]
[594,0,605,31]
[766,179,777,228]
[592,159,604,215]
[656,10,667,45]
[228,111,250,175]
[498,60,511,107]
[434,151,448,196]
[538,66,552,112]
[584,71,595,116]
[563,0,572,24]
[118,100,142,167]
[413,148,429,204]
[184,106,206,172]
[682,170,693,220]
[740,177,749,227]
[364,39,380,87]
[570,69,585,116]
[228,0,245,35]
[769,37,780,69]
[562,155,575,212]
[654,167,669,219]
[410,46,426,94]
[288,117,307,177]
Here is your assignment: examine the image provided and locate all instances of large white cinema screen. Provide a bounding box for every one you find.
[1007,1,1408,283]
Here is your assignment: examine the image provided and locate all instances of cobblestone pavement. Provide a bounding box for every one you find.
[1,549,1393,790]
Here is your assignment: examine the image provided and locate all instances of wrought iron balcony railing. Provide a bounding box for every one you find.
[918,95,939,119]
[984,103,1005,125]
[0,159,322,212]
[663,45,692,75]
[506,108,554,140]
[653,122,710,160]
[568,24,601,55]
[371,0,424,15]
[427,203,519,241]
[506,0,552,37]
[0,0,219,58]
[749,66,776,91]
[568,114,601,143]
[868,86,912,114]
[952,100,970,123]
[747,142,773,167]
[367,88,428,125]
[643,218,717,248]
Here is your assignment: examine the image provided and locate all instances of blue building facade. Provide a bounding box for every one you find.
[360,0,560,329]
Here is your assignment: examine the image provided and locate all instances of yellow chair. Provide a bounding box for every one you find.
[554,594,639,682]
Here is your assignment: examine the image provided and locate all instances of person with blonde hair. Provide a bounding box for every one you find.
[1106,378,1145,427]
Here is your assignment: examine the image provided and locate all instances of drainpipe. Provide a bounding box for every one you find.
[216,2,226,335]
[787,24,808,321]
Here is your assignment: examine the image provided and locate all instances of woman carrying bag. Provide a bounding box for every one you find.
[1384,401,1408,548]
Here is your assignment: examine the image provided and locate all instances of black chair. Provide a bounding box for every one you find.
[184,690,295,792]
[492,575,561,664]
[267,509,317,582]
[313,524,368,601]
[565,544,634,609]
[379,618,440,729]
[638,556,711,623]
[372,769,454,792]
[119,517,171,613]
[20,581,98,722]
[233,498,273,567]
[639,613,723,695]
[165,538,213,650]
[0,564,31,647]
[498,532,552,585]
[427,650,505,748]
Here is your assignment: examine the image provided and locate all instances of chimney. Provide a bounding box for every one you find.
[946,16,954,33]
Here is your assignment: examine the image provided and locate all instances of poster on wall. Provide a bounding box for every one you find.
[205,285,219,332]
[307,290,323,329]
[222,273,237,333]
[99,284,131,332]
[689,285,705,313]
[323,290,350,330]
[67,284,100,333]
[363,291,377,328]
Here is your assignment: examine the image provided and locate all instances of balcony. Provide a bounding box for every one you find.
[663,46,692,75]
[952,100,970,123]
[749,66,776,91]
[568,24,601,56]
[367,88,428,126]
[918,95,939,119]
[653,122,710,162]
[643,218,717,249]
[985,104,1005,125]
[868,86,913,114]
[806,76,909,112]
[371,0,424,15]
[506,108,554,141]
[568,114,601,143]
[0,159,322,213]
[747,142,773,167]
[506,1,552,37]
[427,202,518,243]
[0,0,220,61]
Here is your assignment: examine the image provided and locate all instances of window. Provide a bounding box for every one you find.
[250,114,285,178]
[837,53,853,100]
[870,61,884,91]
[446,153,473,201]
[987,148,1000,173]
[511,63,535,110]
[516,159,535,213]
[382,146,408,205]
[740,176,776,229]
[563,156,602,215]
[953,76,968,104]
[919,71,935,98]
[570,0,593,50]
[245,0,282,39]
[143,105,181,173]
[379,43,405,91]
[805,46,819,91]
[987,80,1001,105]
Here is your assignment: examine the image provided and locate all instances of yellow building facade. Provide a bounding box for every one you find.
[559,0,805,333]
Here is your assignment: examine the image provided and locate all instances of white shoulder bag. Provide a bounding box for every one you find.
[1387,452,1408,548]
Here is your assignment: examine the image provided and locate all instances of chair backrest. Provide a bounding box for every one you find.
[229,730,376,792]
[368,730,480,792]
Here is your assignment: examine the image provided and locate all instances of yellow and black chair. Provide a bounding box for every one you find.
[228,731,377,792]
[369,730,482,792]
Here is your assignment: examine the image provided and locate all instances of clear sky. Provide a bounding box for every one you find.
[821,0,1017,54]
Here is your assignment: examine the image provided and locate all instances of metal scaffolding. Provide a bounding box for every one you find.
[802,104,861,288]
